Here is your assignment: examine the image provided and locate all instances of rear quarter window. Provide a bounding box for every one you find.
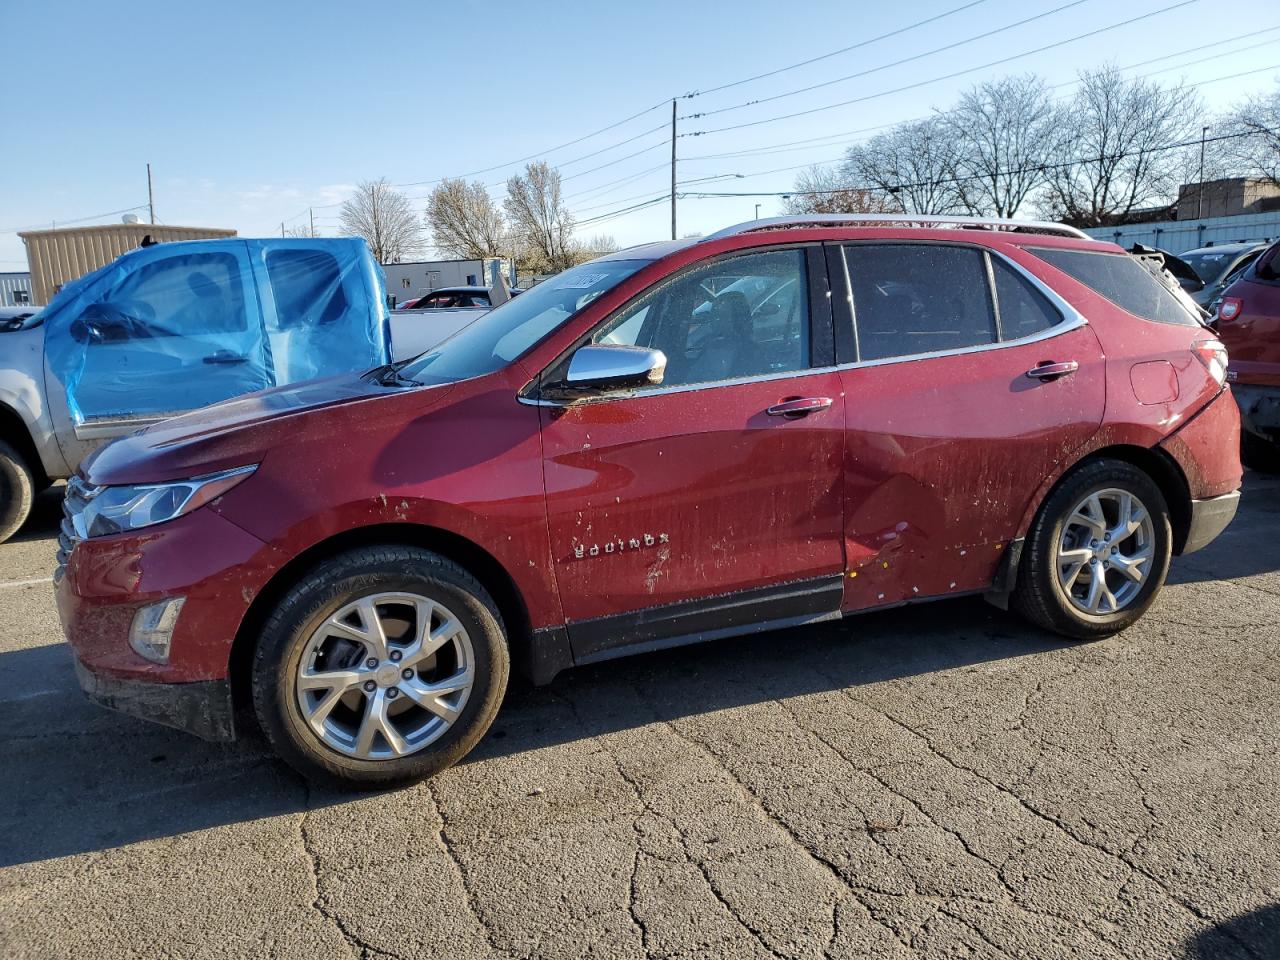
[1029,247,1201,327]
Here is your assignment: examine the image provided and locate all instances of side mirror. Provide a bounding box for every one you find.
[552,344,667,397]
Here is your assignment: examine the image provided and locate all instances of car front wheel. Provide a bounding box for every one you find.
[252,545,509,789]
[1013,459,1172,639]
[0,438,35,545]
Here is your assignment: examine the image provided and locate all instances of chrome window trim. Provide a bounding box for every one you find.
[520,243,1087,407]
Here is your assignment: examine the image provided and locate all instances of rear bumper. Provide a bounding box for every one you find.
[74,657,236,741]
[1182,490,1240,555]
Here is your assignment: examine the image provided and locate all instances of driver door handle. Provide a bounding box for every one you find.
[766,397,833,418]
[1025,360,1078,381]
[203,350,248,365]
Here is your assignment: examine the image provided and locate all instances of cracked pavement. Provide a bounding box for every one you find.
[2,474,1278,959]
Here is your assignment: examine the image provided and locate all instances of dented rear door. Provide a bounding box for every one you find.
[831,241,1105,609]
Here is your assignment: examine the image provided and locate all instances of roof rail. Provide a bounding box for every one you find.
[704,213,1092,242]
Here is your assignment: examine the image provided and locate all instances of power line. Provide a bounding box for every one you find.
[682,0,994,100]
[682,127,1275,199]
[1,203,150,235]
[684,0,1202,138]
[683,0,1091,121]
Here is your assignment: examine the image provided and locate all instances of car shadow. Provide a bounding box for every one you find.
[0,595,1067,869]
[1165,468,1279,585]
[10,484,64,542]
[1181,903,1280,959]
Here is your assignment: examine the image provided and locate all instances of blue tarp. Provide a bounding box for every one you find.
[41,238,390,423]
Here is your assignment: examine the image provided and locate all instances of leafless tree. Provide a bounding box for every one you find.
[1221,82,1280,188]
[505,162,576,273]
[573,234,620,264]
[339,178,422,264]
[844,118,964,215]
[283,225,315,238]
[783,165,897,215]
[426,178,506,259]
[942,74,1060,217]
[1039,67,1199,226]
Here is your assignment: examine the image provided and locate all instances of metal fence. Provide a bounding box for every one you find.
[1083,212,1280,254]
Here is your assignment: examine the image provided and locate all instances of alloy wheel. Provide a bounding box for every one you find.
[294,592,475,760]
[1055,488,1156,616]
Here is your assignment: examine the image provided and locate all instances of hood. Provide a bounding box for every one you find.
[83,371,453,486]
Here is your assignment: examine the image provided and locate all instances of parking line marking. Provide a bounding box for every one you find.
[0,576,54,589]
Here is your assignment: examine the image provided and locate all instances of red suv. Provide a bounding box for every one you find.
[56,215,1242,788]
[1214,239,1280,470]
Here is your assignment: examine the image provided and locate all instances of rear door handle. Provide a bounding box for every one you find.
[766,396,833,418]
[1025,360,1078,381]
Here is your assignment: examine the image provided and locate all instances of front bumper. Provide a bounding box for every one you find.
[74,657,237,741]
[1182,490,1241,555]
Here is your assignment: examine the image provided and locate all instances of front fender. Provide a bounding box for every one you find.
[0,326,69,478]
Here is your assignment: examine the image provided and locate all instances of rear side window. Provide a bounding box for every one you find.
[265,249,350,329]
[842,244,996,361]
[1030,247,1200,326]
[991,258,1061,340]
[1249,241,1280,286]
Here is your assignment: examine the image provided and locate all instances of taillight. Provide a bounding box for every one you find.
[1192,338,1228,386]
[1217,296,1243,322]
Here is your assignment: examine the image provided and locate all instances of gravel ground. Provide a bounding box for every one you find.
[1,474,1277,959]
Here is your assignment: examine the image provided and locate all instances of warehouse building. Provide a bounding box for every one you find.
[0,272,32,306]
[18,221,236,304]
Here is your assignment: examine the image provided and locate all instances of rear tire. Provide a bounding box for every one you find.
[0,438,35,544]
[251,545,509,789]
[1013,459,1172,640]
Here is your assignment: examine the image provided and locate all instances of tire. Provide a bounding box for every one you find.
[252,545,509,789]
[1241,431,1280,474]
[1013,459,1172,640]
[0,438,35,545]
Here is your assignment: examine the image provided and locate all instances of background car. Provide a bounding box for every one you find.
[1181,241,1271,308]
[1214,239,1280,470]
[396,286,495,310]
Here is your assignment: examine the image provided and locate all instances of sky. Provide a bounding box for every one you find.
[2,0,1278,268]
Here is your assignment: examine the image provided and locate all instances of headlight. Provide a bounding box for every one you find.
[80,465,256,538]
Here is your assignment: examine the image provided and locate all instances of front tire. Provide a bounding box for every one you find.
[0,438,35,544]
[1013,459,1172,640]
[252,545,509,789]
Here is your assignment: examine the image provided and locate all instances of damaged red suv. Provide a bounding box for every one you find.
[57,216,1242,787]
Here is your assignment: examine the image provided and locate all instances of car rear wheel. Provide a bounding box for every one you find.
[252,545,509,789]
[0,438,35,545]
[1013,459,1172,639]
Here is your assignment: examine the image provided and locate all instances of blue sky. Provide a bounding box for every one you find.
[2,0,1277,267]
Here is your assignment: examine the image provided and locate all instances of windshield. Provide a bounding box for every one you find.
[1180,250,1239,285]
[400,259,649,384]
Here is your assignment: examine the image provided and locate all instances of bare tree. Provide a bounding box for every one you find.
[283,225,315,238]
[1221,82,1280,188]
[426,178,506,259]
[783,165,896,215]
[942,75,1060,217]
[339,178,422,264]
[505,162,575,273]
[573,234,619,264]
[1039,66,1199,226]
[844,118,964,215]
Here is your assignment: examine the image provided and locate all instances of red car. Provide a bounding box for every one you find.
[1214,239,1280,470]
[57,215,1242,788]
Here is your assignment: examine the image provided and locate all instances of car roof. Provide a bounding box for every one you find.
[424,286,489,294]
[1182,241,1269,256]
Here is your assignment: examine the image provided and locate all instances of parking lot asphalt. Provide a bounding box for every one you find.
[1,476,1278,960]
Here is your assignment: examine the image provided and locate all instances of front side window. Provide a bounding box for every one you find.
[591,248,811,389]
[843,244,996,362]
[80,252,248,341]
[1030,247,1202,326]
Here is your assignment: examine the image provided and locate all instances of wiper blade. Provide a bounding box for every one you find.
[361,360,418,387]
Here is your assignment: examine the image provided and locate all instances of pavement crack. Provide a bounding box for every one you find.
[842,693,1266,960]
[423,780,517,959]
[296,782,408,960]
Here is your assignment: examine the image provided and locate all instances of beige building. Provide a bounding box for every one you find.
[1176,177,1280,221]
[18,222,236,305]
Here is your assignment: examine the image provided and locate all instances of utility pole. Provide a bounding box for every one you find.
[309,207,315,237]
[281,222,286,238]
[146,162,155,224]
[1197,126,1209,220]
[670,99,677,240]
[755,203,761,220]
